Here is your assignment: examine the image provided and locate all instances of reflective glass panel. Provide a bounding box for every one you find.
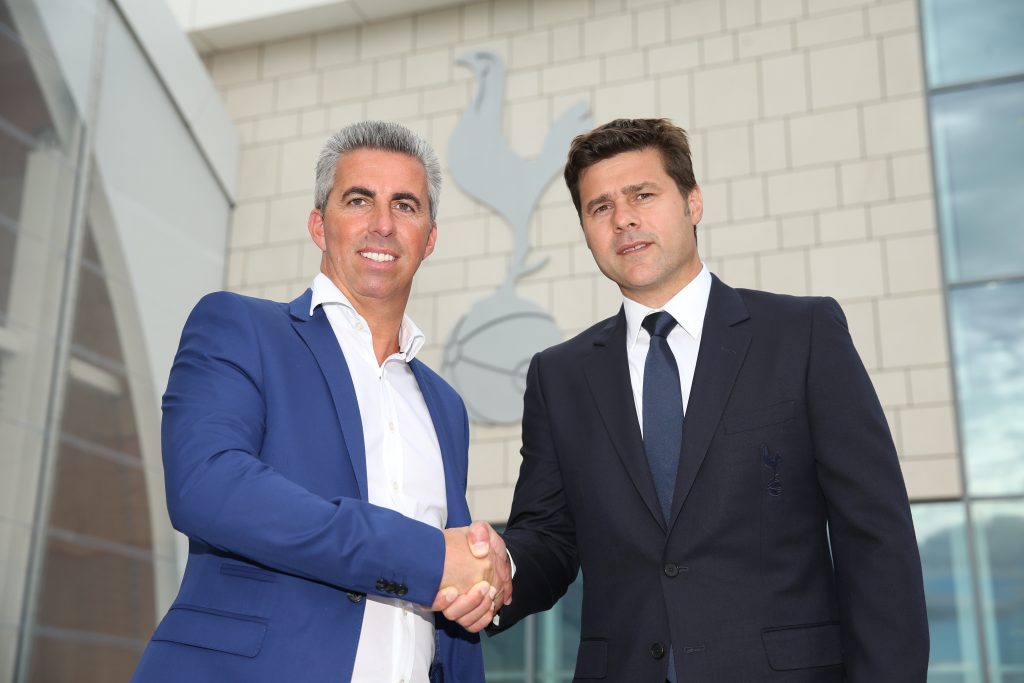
[922,0,1024,88]
[931,80,1024,283]
[948,281,1024,496]
[31,223,155,680]
[972,501,1024,682]
[913,502,984,683]
[536,575,582,682]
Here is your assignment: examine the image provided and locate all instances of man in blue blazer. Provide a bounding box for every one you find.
[447,119,929,681]
[132,121,507,682]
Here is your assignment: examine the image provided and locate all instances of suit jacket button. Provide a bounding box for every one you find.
[347,592,364,603]
[664,563,679,577]
[650,642,665,659]
[376,579,387,591]
[396,585,408,597]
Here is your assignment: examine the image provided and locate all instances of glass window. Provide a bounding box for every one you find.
[972,501,1024,682]
[482,536,583,682]
[913,502,984,683]
[31,223,155,681]
[922,0,1024,88]
[931,80,1024,283]
[948,281,1024,496]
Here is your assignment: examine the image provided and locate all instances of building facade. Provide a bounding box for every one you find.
[0,0,1020,680]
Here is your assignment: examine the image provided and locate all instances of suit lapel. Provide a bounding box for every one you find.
[288,291,368,501]
[410,360,471,527]
[668,275,751,529]
[582,310,666,530]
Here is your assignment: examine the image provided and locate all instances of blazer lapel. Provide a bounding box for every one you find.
[668,275,751,529]
[410,360,471,527]
[288,291,369,501]
[582,309,666,530]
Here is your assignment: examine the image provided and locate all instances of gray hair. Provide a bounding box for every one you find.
[313,121,442,221]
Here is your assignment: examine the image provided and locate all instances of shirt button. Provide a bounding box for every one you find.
[391,481,399,491]
[388,421,395,432]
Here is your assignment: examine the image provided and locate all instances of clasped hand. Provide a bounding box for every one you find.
[429,521,512,633]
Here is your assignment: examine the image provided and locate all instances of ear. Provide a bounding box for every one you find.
[423,222,437,259]
[687,185,704,225]
[308,208,326,251]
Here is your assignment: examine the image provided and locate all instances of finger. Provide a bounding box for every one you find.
[429,586,458,611]
[467,608,496,634]
[454,585,495,629]
[442,590,487,621]
[467,521,491,558]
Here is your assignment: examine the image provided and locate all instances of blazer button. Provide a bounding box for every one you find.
[347,592,364,603]
[664,563,679,577]
[396,585,408,597]
[650,642,666,659]
[375,579,387,591]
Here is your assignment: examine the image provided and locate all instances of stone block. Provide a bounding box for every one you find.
[710,218,779,257]
[840,158,891,205]
[706,124,752,180]
[863,97,929,155]
[262,36,312,79]
[818,206,868,243]
[795,9,865,48]
[738,24,794,59]
[884,233,942,294]
[670,0,723,39]
[694,62,760,127]
[585,12,635,56]
[789,108,861,166]
[360,16,414,61]
[808,240,885,300]
[808,40,882,109]
[766,167,839,215]
[877,293,949,367]
[759,249,809,296]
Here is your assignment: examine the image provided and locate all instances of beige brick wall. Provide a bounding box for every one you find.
[207,0,960,519]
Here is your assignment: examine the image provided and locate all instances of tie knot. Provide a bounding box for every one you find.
[642,311,677,339]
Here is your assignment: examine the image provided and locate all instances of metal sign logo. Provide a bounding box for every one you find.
[442,51,591,424]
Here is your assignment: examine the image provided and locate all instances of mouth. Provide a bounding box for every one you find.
[617,241,651,255]
[359,250,397,263]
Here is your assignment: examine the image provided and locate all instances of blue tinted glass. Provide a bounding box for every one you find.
[972,501,1024,682]
[931,80,1024,283]
[922,0,1024,88]
[536,575,582,681]
[913,502,984,683]
[949,281,1024,496]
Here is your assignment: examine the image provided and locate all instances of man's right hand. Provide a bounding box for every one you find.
[430,521,512,633]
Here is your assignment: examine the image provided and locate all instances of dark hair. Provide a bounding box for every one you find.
[564,118,697,219]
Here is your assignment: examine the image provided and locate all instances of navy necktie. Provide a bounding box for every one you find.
[641,311,683,523]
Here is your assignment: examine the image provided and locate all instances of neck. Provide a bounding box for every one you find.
[625,260,703,309]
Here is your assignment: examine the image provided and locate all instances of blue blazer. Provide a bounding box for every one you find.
[133,290,484,682]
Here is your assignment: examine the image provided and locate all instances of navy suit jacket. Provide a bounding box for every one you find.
[133,290,484,682]
[494,276,929,682]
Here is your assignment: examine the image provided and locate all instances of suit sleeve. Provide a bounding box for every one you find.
[807,297,930,681]
[161,292,444,605]
[491,352,580,633]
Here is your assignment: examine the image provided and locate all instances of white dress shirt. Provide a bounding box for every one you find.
[310,273,447,683]
[622,264,712,434]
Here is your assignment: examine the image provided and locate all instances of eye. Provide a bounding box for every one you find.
[591,203,611,216]
[349,196,369,207]
[636,192,654,201]
[394,201,415,213]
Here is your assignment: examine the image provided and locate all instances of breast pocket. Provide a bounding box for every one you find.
[723,400,795,434]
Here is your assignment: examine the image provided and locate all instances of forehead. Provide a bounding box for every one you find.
[334,147,427,194]
[578,148,670,198]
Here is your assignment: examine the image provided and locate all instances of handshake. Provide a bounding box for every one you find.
[429,521,512,633]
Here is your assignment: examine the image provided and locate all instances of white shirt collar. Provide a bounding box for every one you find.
[623,264,712,349]
[308,272,426,361]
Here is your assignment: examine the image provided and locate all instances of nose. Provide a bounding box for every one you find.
[371,205,395,237]
[612,203,639,232]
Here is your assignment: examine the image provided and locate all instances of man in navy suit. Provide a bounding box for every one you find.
[133,121,508,682]
[447,119,929,681]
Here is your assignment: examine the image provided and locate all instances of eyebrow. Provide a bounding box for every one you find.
[340,186,423,211]
[340,186,374,202]
[584,182,659,214]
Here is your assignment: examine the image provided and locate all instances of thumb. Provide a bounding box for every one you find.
[468,521,490,558]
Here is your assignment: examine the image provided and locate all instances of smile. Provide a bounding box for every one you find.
[618,242,650,255]
[359,251,396,263]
